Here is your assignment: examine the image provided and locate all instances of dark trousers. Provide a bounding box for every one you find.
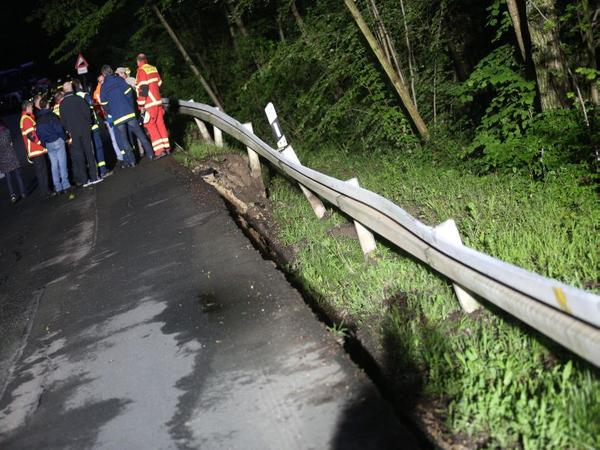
[5,167,26,198]
[71,133,98,184]
[115,119,153,164]
[92,128,107,176]
[32,155,50,195]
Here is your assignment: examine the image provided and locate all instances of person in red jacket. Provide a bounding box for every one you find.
[135,53,170,158]
[20,100,51,197]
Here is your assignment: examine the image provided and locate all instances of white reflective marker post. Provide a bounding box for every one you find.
[242,122,261,178]
[346,178,377,257]
[265,102,326,219]
[434,219,481,313]
[264,103,288,149]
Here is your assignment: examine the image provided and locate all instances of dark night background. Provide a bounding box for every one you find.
[0,1,64,74]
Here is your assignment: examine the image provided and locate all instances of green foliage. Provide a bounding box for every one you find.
[575,66,600,82]
[456,45,592,176]
[486,0,513,43]
[233,0,419,151]
[33,0,127,62]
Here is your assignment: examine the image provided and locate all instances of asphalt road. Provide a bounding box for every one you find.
[0,156,421,449]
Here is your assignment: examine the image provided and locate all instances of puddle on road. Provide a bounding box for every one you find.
[199,293,222,314]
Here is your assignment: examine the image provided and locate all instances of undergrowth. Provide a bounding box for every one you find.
[179,139,599,449]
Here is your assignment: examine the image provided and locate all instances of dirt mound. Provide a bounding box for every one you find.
[191,153,266,205]
[189,152,296,264]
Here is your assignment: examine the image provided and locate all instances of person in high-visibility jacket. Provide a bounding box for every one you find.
[100,65,153,167]
[72,79,109,178]
[20,100,51,197]
[52,91,63,117]
[135,54,170,158]
[94,75,126,162]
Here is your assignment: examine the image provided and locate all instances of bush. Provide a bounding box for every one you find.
[455,45,592,177]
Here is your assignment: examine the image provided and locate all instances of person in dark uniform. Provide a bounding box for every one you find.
[100,65,153,167]
[59,82,101,187]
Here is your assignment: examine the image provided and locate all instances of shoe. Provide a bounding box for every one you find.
[9,195,18,204]
[20,193,27,199]
[83,180,94,187]
[153,152,167,161]
[91,178,103,185]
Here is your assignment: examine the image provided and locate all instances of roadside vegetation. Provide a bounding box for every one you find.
[178,136,599,448]
[38,0,599,446]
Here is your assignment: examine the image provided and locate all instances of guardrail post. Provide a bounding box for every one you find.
[434,219,481,313]
[189,99,214,143]
[214,107,224,148]
[281,146,327,218]
[265,102,326,219]
[194,118,214,144]
[242,122,262,178]
[346,178,377,257]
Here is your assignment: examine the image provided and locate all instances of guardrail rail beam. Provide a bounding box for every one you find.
[166,98,600,367]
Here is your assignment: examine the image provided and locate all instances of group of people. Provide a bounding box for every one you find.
[0,54,171,203]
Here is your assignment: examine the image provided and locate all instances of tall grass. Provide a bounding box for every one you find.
[180,140,600,448]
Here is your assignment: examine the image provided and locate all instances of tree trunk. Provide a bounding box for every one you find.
[225,0,248,37]
[194,52,221,100]
[277,15,286,42]
[226,12,238,50]
[399,0,418,107]
[506,0,527,61]
[366,0,407,87]
[344,0,429,140]
[579,0,599,105]
[152,5,224,110]
[526,0,568,111]
[223,3,261,69]
[446,40,469,82]
[291,0,309,43]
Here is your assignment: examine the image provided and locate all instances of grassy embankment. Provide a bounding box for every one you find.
[176,138,599,449]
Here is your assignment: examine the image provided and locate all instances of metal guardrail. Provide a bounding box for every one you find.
[165,98,600,367]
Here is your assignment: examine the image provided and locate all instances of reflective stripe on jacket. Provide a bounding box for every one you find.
[76,91,101,130]
[100,75,137,125]
[20,112,46,158]
[135,64,163,110]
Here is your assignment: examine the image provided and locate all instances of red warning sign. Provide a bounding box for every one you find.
[75,54,89,74]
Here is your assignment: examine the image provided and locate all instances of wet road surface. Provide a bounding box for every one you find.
[0,157,421,449]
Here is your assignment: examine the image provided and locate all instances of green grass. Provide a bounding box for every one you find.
[179,139,600,449]
[174,139,232,166]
